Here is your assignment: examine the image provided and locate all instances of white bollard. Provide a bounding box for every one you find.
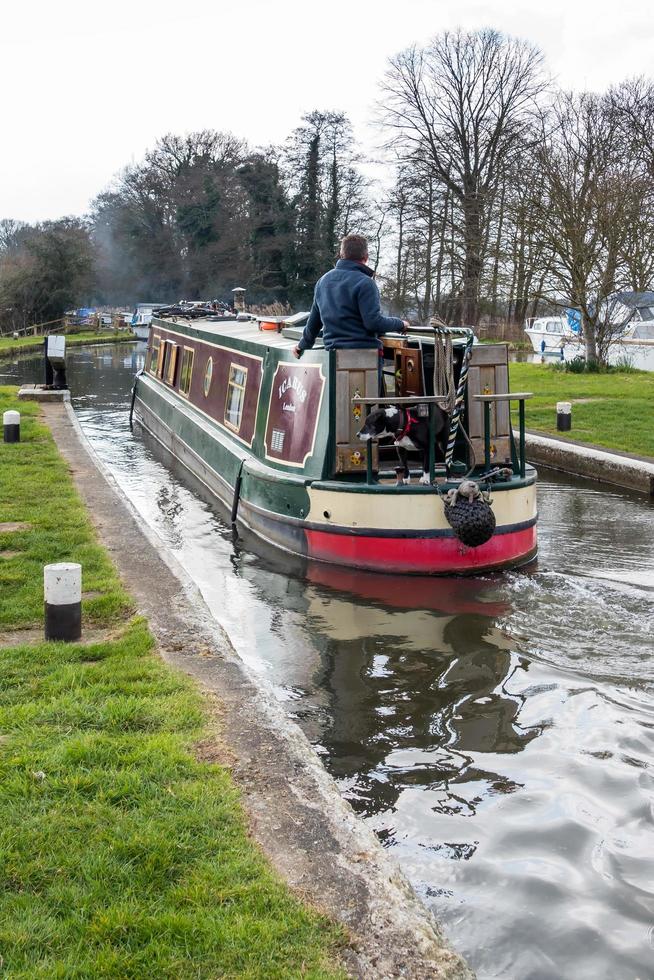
[44,563,82,642]
[3,410,20,443]
[556,401,572,432]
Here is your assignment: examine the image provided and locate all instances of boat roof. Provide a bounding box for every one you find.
[151,315,471,351]
[152,316,308,350]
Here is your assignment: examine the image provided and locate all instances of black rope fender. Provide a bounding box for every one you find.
[442,479,496,548]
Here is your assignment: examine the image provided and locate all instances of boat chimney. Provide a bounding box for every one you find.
[232,287,246,312]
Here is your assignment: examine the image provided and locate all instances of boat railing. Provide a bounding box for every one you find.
[474,393,533,477]
[355,392,534,484]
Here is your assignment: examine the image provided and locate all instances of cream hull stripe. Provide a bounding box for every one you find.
[307,485,537,532]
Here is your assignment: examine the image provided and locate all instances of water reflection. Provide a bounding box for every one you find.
[4,342,654,979]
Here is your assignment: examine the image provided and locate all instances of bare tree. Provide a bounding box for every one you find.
[610,77,654,177]
[609,79,654,290]
[532,92,643,361]
[380,28,546,325]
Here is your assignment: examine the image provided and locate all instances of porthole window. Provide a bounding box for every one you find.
[203,357,213,398]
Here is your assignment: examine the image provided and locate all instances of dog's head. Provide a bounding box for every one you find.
[357,407,402,442]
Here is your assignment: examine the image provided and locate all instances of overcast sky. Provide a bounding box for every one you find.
[2,0,652,223]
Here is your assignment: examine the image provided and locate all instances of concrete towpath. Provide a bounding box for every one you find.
[42,400,473,980]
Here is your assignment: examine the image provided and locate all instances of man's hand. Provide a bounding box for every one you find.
[401,320,411,334]
[293,345,303,359]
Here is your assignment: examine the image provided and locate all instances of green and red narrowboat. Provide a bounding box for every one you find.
[132,315,537,575]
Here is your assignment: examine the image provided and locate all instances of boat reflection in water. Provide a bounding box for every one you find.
[231,536,539,820]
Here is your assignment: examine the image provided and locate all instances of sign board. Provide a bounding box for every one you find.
[46,335,66,364]
[264,362,325,468]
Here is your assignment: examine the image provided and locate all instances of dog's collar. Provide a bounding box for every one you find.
[395,408,417,441]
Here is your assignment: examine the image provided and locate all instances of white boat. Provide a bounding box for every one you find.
[601,293,654,370]
[130,303,167,340]
[524,313,582,359]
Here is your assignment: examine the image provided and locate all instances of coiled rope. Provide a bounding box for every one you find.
[432,330,455,414]
[429,320,475,471]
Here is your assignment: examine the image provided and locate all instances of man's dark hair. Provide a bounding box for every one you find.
[340,234,368,262]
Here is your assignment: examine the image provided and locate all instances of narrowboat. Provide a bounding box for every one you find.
[132,316,537,575]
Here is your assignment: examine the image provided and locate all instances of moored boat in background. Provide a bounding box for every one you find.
[524,293,654,370]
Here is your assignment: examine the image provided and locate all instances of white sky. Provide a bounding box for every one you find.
[2,0,652,223]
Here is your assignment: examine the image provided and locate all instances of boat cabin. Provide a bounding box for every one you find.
[144,317,522,483]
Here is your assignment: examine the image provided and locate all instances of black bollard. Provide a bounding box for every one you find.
[44,563,82,642]
[3,410,20,443]
[557,401,572,432]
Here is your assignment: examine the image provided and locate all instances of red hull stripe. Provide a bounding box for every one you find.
[300,516,537,539]
[305,525,538,573]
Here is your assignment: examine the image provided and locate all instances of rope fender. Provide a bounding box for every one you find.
[442,479,496,548]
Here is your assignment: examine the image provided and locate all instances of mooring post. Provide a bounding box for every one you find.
[519,399,526,478]
[557,401,572,432]
[3,410,20,443]
[44,562,82,642]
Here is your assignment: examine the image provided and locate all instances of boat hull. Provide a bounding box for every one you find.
[303,523,537,574]
[134,383,537,576]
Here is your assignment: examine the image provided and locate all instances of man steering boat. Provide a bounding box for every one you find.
[293,234,410,378]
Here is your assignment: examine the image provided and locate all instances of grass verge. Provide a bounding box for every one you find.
[0,387,345,978]
[510,363,654,457]
[0,332,136,358]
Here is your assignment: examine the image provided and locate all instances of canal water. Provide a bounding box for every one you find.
[3,343,654,980]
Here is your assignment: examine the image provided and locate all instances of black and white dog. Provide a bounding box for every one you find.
[357,405,448,484]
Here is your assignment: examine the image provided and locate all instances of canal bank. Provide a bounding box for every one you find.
[6,389,470,979]
[522,430,654,495]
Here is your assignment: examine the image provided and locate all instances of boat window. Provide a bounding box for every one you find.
[179,346,194,397]
[164,342,179,385]
[224,363,248,432]
[546,321,560,332]
[156,340,167,379]
[149,336,161,374]
[203,357,213,398]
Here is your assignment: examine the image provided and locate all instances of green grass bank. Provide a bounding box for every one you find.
[510,363,654,458]
[0,331,136,358]
[0,388,344,978]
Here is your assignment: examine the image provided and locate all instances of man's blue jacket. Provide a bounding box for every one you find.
[297,259,404,352]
